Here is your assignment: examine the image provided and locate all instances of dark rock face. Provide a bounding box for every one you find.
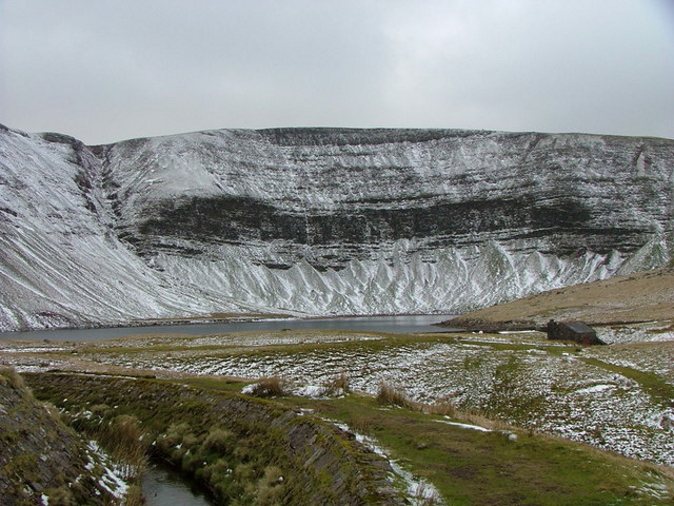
[100,128,673,268]
[1,125,673,330]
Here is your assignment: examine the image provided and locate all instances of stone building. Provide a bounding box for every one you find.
[546,320,604,345]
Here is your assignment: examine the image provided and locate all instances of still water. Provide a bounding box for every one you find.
[143,463,214,506]
[0,314,456,342]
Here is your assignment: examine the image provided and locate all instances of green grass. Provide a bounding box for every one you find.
[24,372,405,506]
[9,330,674,505]
[180,375,248,392]
[178,367,674,505]
[579,357,674,408]
[275,393,673,506]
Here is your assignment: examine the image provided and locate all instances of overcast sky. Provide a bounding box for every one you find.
[1,0,673,145]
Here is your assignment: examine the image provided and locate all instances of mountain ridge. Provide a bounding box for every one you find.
[1,124,672,331]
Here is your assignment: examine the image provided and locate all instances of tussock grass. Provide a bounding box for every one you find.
[0,366,28,394]
[203,427,235,454]
[375,380,514,433]
[374,380,507,431]
[95,414,150,480]
[376,380,415,408]
[255,466,286,505]
[123,485,145,506]
[423,398,458,418]
[247,376,287,397]
[40,485,77,506]
[323,372,351,394]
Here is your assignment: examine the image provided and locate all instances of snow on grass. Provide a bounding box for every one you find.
[107,337,672,466]
[0,346,70,353]
[3,327,673,467]
[598,321,674,345]
[86,441,129,500]
[574,383,615,395]
[582,340,674,385]
[331,421,445,505]
[633,473,674,501]
[291,384,347,399]
[435,419,491,432]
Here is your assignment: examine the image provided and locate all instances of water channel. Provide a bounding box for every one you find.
[142,462,214,506]
[0,314,456,342]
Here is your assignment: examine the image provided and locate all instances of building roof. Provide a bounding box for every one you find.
[561,321,595,334]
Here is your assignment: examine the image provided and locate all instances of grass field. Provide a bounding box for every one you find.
[2,321,673,504]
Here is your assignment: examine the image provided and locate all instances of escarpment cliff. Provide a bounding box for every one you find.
[1,124,673,330]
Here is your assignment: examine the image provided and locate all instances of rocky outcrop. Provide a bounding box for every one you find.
[99,128,674,265]
[1,125,673,330]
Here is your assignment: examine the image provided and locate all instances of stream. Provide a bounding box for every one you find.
[142,462,214,506]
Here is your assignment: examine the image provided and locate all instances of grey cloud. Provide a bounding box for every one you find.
[1,0,672,144]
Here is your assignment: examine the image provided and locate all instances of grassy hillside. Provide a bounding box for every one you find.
[444,267,674,330]
[0,368,124,505]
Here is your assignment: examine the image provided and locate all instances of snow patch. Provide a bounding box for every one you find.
[575,384,615,395]
[435,419,491,432]
[332,421,445,505]
[86,441,129,499]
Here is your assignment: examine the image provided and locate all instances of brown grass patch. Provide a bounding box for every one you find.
[247,376,287,398]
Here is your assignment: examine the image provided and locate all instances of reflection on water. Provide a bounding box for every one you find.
[142,463,214,506]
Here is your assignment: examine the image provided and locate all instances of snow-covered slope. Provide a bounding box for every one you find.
[1,125,672,331]
[0,127,267,330]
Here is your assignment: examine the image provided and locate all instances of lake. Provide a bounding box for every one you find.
[0,314,457,342]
